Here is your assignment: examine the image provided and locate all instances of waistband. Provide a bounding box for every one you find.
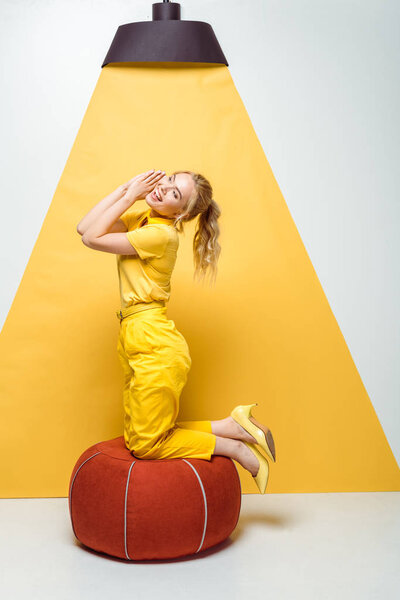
[116,300,166,322]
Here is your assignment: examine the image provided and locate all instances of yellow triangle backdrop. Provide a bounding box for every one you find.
[1,62,399,497]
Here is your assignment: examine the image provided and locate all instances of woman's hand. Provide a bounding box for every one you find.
[122,169,165,202]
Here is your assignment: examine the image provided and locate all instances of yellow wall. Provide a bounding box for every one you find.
[1,62,399,496]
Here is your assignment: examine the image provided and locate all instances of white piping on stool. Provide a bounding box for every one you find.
[124,460,136,560]
[68,451,101,539]
[182,459,208,553]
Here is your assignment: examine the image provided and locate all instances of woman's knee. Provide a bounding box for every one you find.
[130,436,159,458]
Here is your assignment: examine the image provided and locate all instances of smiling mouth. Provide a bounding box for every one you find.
[152,189,162,202]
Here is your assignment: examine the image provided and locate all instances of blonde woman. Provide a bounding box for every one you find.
[77,169,276,493]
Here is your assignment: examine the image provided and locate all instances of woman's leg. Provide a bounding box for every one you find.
[152,419,261,476]
[211,418,264,475]
[117,332,138,450]
[178,416,258,443]
[213,436,261,477]
[118,312,261,475]
[138,426,260,477]
[117,345,260,475]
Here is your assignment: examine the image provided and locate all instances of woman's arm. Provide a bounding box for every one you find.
[81,170,165,255]
[81,193,140,255]
[76,183,129,235]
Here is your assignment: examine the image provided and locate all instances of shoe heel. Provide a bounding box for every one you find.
[231,403,276,463]
[243,441,269,494]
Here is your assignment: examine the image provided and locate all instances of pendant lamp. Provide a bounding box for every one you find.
[102,1,228,66]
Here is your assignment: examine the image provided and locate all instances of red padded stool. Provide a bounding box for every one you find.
[68,436,242,560]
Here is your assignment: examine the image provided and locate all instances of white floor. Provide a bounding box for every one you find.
[1,493,399,599]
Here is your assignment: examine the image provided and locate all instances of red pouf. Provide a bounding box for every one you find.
[68,436,242,560]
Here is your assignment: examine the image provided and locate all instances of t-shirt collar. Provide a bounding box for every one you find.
[139,207,175,227]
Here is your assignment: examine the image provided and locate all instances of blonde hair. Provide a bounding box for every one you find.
[172,170,221,285]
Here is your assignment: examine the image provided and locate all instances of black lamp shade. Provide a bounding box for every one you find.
[102,2,228,67]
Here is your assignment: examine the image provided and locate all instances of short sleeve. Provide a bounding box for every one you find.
[120,206,148,231]
[126,225,170,259]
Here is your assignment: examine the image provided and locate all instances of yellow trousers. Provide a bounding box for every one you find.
[116,301,217,461]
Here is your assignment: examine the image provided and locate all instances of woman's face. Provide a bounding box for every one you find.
[145,173,195,218]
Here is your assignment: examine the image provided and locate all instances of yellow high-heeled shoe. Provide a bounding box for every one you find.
[231,403,276,463]
[243,441,269,494]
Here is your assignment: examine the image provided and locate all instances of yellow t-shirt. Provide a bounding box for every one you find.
[116,205,179,309]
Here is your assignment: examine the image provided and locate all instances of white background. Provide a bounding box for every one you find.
[1,0,399,465]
